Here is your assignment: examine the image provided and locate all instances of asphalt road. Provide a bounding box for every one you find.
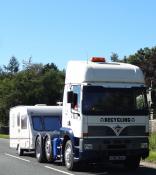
[0,138,156,175]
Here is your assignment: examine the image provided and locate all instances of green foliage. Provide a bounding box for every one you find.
[149,133,156,151]
[146,151,156,162]
[0,58,65,126]
[146,132,156,162]
[143,133,156,162]
[3,56,19,74]
[110,53,119,62]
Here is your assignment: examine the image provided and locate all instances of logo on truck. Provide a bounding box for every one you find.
[113,125,124,136]
[100,117,135,123]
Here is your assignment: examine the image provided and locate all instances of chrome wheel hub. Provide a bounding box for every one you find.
[65,146,72,167]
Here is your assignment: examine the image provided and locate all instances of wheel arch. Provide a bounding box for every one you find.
[60,128,75,157]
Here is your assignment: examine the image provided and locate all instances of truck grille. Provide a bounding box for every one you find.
[120,126,145,136]
[88,126,145,136]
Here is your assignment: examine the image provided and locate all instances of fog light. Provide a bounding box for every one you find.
[140,143,148,149]
[84,144,93,150]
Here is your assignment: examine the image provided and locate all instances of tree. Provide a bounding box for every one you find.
[110,53,120,62]
[43,63,58,72]
[0,59,65,126]
[22,57,32,70]
[4,56,19,74]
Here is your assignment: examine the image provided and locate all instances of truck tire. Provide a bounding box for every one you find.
[35,135,45,163]
[124,156,140,170]
[17,145,24,156]
[64,140,76,170]
[45,134,53,162]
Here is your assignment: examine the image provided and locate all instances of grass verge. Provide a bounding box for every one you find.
[145,133,156,163]
[145,151,156,163]
[0,134,9,139]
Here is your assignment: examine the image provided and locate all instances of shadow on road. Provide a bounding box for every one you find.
[21,152,35,158]
[22,152,156,175]
[72,163,156,175]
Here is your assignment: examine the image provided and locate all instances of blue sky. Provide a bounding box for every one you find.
[0,0,156,70]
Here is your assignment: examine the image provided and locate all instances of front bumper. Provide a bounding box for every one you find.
[74,137,149,162]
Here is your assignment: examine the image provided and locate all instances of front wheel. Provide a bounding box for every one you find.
[64,140,76,170]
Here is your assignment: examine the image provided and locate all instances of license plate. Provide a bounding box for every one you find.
[109,156,126,161]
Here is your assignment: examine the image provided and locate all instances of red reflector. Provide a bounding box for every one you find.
[91,57,106,62]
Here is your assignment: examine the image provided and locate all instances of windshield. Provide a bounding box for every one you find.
[32,115,61,131]
[82,86,149,115]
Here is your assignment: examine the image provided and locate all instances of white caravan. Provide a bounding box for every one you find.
[9,105,62,155]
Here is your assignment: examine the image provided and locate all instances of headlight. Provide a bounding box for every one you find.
[140,143,148,149]
[84,144,93,150]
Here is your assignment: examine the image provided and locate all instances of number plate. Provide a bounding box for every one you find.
[109,156,126,161]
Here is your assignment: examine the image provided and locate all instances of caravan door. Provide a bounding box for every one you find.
[20,114,30,149]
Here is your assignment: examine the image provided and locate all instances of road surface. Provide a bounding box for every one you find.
[0,138,156,175]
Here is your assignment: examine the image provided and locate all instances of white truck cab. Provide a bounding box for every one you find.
[61,57,149,170]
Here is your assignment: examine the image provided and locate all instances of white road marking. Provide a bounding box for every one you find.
[4,153,107,175]
[5,153,30,162]
[45,166,75,175]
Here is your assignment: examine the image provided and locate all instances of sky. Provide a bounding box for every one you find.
[0,0,156,70]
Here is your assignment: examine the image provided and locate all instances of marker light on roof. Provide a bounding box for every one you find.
[91,57,106,62]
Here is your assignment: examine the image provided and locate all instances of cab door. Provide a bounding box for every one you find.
[69,85,82,138]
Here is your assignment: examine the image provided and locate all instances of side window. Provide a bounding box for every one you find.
[11,114,15,128]
[72,85,81,111]
[21,115,27,129]
[17,113,20,126]
[44,116,61,131]
[32,116,43,131]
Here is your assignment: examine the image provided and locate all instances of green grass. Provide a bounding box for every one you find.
[0,134,9,139]
[149,133,156,150]
[146,151,156,163]
[145,133,156,162]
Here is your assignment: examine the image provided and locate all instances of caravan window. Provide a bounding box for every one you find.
[44,117,60,131]
[17,113,20,126]
[32,116,60,131]
[21,115,27,129]
[32,116,42,131]
[11,114,15,128]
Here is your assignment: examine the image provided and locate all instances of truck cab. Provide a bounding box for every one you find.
[61,57,149,170]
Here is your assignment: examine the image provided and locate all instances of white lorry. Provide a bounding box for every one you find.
[9,105,62,156]
[10,57,149,171]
